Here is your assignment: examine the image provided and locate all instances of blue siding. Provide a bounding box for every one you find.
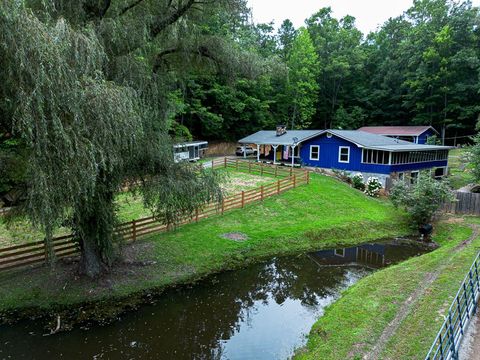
[300,134,391,174]
[391,160,448,173]
[417,129,436,144]
[299,132,447,175]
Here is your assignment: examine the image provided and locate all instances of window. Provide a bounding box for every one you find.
[310,145,320,161]
[398,172,405,181]
[362,149,390,164]
[292,145,300,158]
[410,171,419,184]
[334,249,345,257]
[392,150,449,164]
[339,146,350,163]
[434,167,446,179]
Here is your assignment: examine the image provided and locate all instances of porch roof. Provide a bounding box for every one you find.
[238,130,323,146]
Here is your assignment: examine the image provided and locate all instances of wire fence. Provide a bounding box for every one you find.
[0,158,309,272]
[425,251,480,360]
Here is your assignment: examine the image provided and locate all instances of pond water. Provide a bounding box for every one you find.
[0,240,428,360]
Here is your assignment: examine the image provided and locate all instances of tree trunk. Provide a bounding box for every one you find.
[73,182,116,278]
[78,233,105,278]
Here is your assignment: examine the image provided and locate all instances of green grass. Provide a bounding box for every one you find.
[448,147,474,189]
[295,218,478,360]
[0,169,273,247]
[0,173,409,319]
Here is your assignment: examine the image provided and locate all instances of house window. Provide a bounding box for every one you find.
[310,145,320,161]
[398,172,405,181]
[334,249,345,257]
[339,146,350,163]
[362,149,390,164]
[410,171,419,184]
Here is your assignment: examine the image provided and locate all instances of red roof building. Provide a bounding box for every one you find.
[358,126,438,144]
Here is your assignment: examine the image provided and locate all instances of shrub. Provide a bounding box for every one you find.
[351,173,365,191]
[390,172,455,227]
[364,177,382,197]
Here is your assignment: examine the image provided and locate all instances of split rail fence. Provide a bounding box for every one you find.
[425,251,480,360]
[0,158,309,272]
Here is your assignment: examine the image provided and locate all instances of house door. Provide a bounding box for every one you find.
[276,146,282,161]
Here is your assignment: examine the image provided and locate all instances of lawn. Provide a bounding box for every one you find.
[0,168,274,247]
[295,217,479,360]
[0,173,410,322]
[448,147,474,189]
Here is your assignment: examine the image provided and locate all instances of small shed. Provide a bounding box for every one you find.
[174,141,208,162]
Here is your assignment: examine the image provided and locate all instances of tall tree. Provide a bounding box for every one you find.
[287,28,319,129]
[0,0,246,277]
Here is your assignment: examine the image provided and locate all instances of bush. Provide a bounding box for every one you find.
[351,173,365,191]
[364,177,382,197]
[390,172,455,227]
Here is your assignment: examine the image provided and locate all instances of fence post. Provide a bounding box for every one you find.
[221,198,225,214]
[224,157,227,168]
[211,159,214,169]
[261,163,264,176]
[448,311,458,360]
[261,185,264,201]
[241,191,245,208]
[457,297,464,335]
[277,180,280,194]
[306,170,310,184]
[275,166,278,177]
[290,167,293,176]
[293,174,296,188]
[132,220,137,241]
[469,270,477,315]
[195,208,199,222]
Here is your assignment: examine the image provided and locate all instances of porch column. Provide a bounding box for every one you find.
[243,144,246,159]
[272,145,278,164]
[256,144,260,162]
[291,145,296,167]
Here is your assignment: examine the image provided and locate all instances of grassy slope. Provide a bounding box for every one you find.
[449,147,474,189]
[295,219,478,360]
[0,173,409,315]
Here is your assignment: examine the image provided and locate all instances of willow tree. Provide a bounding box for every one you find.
[0,0,239,277]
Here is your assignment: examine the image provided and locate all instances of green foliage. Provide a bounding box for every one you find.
[364,177,382,197]
[288,28,319,129]
[351,173,365,191]
[390,173,455,226]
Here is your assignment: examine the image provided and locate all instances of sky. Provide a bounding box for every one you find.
[247,0,480,35]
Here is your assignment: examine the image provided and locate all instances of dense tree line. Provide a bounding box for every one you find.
[178,0,480,144]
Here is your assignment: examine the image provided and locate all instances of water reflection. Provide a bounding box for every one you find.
[0,240,427,360]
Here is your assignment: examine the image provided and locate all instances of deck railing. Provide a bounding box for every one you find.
[0,158,309,272]
[425,251,480,360]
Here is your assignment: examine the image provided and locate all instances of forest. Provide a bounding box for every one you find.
[0,0,479,276]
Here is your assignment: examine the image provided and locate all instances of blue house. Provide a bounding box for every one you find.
[357,126,438,144]
[238,127,452,186]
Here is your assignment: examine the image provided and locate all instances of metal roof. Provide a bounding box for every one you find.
[357,126,439,136]
[238,129,452,152]
[238,130,323,145]
[173,141,208,148]
[327,130,452,151]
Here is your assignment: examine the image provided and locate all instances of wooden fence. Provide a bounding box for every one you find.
[0,159,309,272]
[443,191,480,216]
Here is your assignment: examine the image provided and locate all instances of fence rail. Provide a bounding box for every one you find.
[0,159,309,272]
[443,191,480,216]
[425,251,480,360]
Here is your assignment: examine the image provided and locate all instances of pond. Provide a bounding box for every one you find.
[0,239,429,360]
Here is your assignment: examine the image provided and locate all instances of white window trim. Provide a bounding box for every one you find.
[338,146,350,163]
[334,249,345,257]
[310,145,320,161]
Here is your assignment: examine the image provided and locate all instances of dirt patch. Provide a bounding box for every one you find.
[221,232,248,242]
